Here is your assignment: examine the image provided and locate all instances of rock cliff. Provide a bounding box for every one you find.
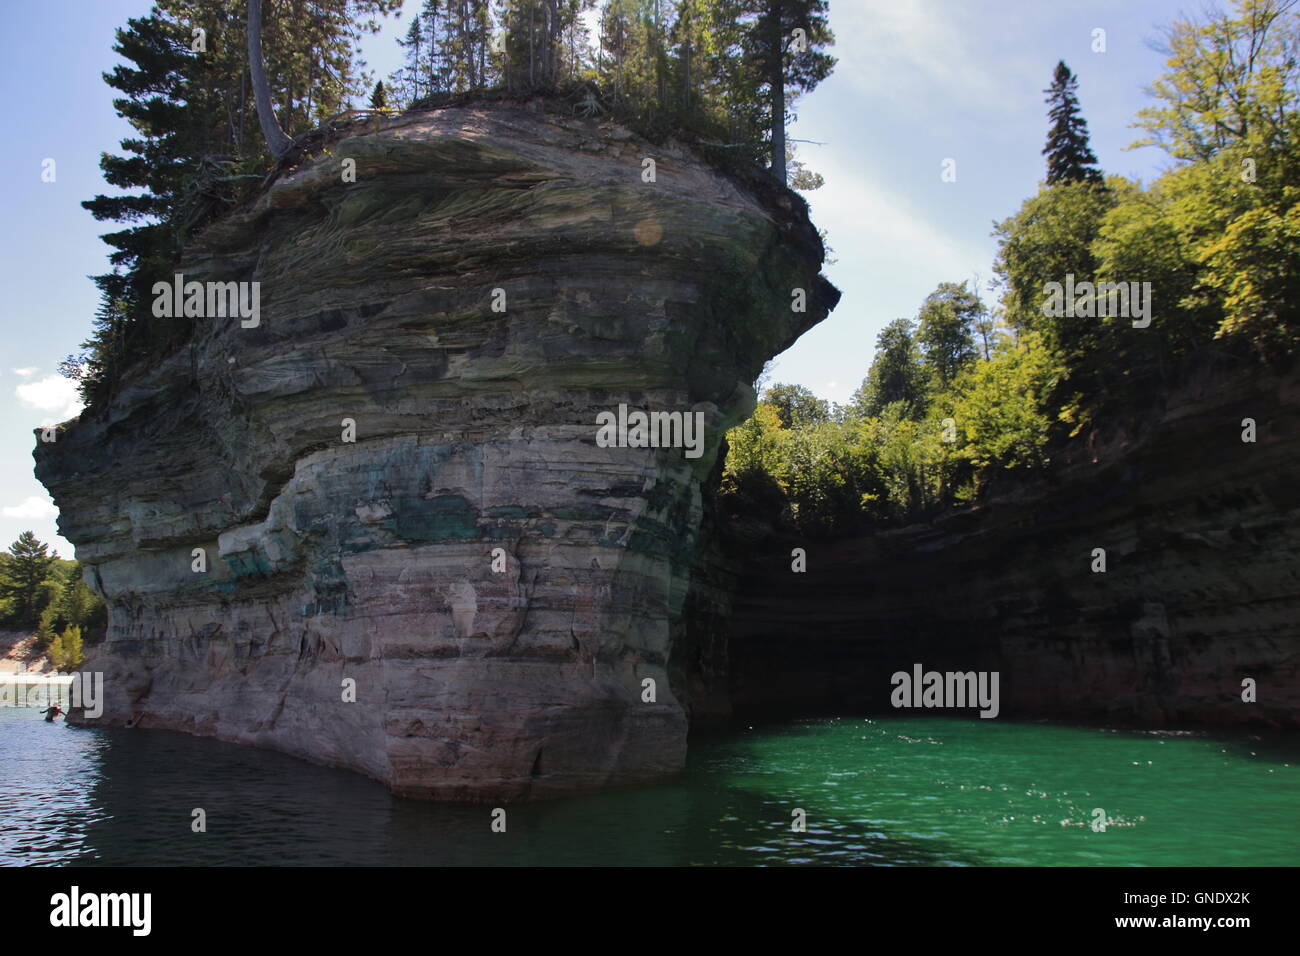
[713,358,1300,728]
[35,104,838,800]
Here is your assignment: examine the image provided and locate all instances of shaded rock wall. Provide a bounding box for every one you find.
[710,359,1300,728]
[35,105,837,800]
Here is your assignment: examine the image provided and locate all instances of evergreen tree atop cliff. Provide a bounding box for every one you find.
[1042,60,1103,185]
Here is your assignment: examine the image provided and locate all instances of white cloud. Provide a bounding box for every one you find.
[831,0,1037,113]
[2,496,57,520]
[805,153,990,283]
[15,374,83,423]
[12,367,39,378]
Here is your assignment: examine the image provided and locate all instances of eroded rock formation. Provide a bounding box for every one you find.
[35,104,838,800]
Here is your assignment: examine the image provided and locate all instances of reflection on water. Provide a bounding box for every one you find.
[1,709,1296,866]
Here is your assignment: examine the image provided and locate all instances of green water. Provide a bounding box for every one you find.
[2,710,1296,865]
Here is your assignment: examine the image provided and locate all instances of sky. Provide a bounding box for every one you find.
[0,0,1197,556]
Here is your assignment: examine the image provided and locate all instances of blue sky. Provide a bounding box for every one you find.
[0,0,1194,555]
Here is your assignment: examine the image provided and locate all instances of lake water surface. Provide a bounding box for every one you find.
[2,708,1296,866]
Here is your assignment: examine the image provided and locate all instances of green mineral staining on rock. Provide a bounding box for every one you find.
[391,493,479,542]
[550,504,620,522]
[485,505,535,520]
[222,549,273,578]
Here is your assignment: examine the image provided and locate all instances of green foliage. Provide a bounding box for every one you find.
[779,419,877,533]
[724,400,785,479]
[390,0,834,183]
[1202,194,1300,358]
[950,332,1058,473]
[1130,0,1300,362]
[728,0,836,179]
[916,281,982,388]
[498,0,588,93]
[56,572,106,638]
[0,532,59,629]
[1132,0,1300,164]
[722,402,883,535]
[33,603,59,655]
[723,298,1058,533]
[993,0,1300,421]
[48,626,86,673]
[992,180,1118,345]
[992,179,1119,430]
[851,317,928,419]
[763,383,829,428]
[0,536,104,643]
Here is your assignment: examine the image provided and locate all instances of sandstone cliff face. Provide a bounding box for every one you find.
[714,359,1300,729]
[35,104,837,800]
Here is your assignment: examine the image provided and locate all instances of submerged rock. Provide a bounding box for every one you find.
[35,105,838,800]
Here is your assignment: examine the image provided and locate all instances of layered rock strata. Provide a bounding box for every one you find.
[35,104,837,799]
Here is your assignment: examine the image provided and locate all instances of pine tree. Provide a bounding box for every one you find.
[440,0,497,90]
[370,79,389,109]
[1042,60,1103,185]
[597,0,636,102]
[733,0,835,183]
[501,0,568,91]
[396,17,427,102]
[421,0,448,93]
[0,532,58,629]
[669,0,703,113]
[77,1,400,407]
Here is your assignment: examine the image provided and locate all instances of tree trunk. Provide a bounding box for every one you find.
[247,0,293,158]
[683,17,692,112]
[434,5,444,92]
[770,0,787,184]
[477,4,485,88]
[464,0,476,88]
